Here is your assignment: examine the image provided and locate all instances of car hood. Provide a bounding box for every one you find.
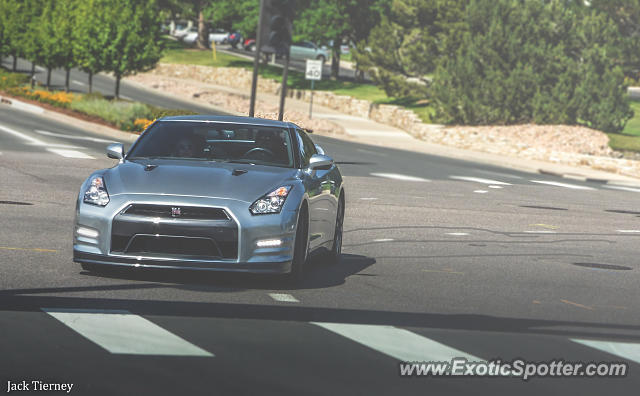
[104,160,301,203]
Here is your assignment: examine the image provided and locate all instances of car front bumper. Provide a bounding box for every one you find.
[73,251,292,273]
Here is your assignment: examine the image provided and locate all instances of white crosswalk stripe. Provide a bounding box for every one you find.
[572,339,640,364]
[43,308,213,356]
[312,322,483,362]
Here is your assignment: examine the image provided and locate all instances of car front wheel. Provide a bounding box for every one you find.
[287,206,309,284]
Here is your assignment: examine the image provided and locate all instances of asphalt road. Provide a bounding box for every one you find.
[2,87,640,394]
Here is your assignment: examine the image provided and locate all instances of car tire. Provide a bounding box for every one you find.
[316,55,326,63]
[287,205,309,284]
[326,195,344,265]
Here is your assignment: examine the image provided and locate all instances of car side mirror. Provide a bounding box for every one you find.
[314,144,325,155]
[309,154,333,170]
[106,143,124,160]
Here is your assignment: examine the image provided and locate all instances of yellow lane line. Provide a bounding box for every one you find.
[0,246,58,253]
[560,299,594,310]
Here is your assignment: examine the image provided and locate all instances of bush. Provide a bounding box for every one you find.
[0,68,29,90]
[431,0,633,133]
[70,97,153,130]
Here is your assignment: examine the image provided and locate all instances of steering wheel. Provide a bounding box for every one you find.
[242,147,274,160]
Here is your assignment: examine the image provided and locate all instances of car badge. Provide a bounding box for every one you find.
[171,207,181,217]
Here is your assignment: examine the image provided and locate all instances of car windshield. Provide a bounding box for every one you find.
[127,121,294,167]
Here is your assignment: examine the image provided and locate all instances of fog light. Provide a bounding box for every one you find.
[76,226,99,238]
[257,239,282,247]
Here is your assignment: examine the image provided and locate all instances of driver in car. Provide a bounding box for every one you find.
[254,130,288,164]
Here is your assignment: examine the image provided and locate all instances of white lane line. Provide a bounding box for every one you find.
[617,230,640,233]
[370,173,431,182]
[474,190,488,194]
[450,176,512,186]
[359,197,378,201]
[530,180,596,190]
[312,322,482,362]
[604,185,640,193]
[43,308,213,356]
[488,185,503,189]
[46,148,95,159]
[268,293,299,303]
[572,339,640,364]
[446,232,469,236]
[35,130,116,144]
[373,238,394,242]
[72,79,86,86]
[0,124,47,145]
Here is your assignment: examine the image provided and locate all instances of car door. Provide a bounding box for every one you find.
[290,42,304,60]
[296,128,333,249]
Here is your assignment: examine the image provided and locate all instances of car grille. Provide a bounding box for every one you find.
[122,204,229,220]
[111,205,238,260]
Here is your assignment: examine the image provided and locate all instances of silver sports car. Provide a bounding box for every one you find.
[73,116,345,281]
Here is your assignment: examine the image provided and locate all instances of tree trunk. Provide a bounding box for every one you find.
[196,10,209,49]
[115,75,121,99]
[30,62,36,88]
[88,72,93,94]
[46,68,52,89]
[65,68,70,92]
[331,37,342,80]
[12,55,17,72]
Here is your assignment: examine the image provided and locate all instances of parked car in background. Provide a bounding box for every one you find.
[183,28,229,45]
[228,31,243,49]
[290,41,329,62]
[243,38,256,52]
[173,25,195,40]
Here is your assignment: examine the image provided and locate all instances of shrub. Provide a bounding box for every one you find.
[70,97,153,130]
[431,0,633,133]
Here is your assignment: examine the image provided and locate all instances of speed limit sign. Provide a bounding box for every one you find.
[305,59,322,81]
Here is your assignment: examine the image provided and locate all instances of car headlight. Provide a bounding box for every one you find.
[83,176,110,206]
[250,186,292,215]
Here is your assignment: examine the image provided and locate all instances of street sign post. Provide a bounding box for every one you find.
[306,59,322,119]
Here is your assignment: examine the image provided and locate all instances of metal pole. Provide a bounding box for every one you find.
[278,52,290,121]
[309,79,314,119]
[249,0,265,117]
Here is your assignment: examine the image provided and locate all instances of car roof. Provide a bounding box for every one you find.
[158,115,296,128]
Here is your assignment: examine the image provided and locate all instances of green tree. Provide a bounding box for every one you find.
[1,0,38,71]
[73,0,110,93]
[51,0,77,92]
[32,1,64,88]
[356,0,467,97]
[205,0,259,38]
[431,0,632,133]
[101,0,164,98]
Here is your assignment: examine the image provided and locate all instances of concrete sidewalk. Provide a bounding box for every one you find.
[126,75,640,187]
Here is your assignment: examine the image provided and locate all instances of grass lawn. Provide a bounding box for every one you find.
[608,99,640,152]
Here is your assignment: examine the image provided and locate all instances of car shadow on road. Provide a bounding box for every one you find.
[72,253,375,292]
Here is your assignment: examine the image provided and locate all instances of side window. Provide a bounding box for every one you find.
[296,128,317,166]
